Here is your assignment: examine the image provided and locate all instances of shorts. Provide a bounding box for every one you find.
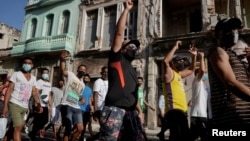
[100,106,144,141]
[51,107,61,124]
[65,105,82,125]
[9,102,28,127]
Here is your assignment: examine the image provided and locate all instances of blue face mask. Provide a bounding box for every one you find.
[202,73,208,81]
[22,64,32,72]
[42,74,49,80]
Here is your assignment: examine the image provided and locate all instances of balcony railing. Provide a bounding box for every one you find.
[11,34,75,56]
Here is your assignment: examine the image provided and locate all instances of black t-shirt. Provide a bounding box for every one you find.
[105,50,138,109]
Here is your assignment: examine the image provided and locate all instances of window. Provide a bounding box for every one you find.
[84,10,98,49]
[103,6,117,48]
[61,10,70,34]
[124,8,138,40]
[0,33,3,39]
[31,18,37,38]
[46,14,54,36]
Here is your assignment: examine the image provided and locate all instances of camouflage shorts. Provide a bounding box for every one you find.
[99,106,144,141]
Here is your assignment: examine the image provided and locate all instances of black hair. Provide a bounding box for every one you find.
[137,77,143,81]
[41,68,49,73]
[77,64,87,71]
[101,66,108,72]
[22,56,34,63]
[84,73,91,79]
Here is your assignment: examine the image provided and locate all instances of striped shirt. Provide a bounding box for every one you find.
[208,48,250,127]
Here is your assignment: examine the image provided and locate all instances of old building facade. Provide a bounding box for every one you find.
[0,23,21,81]
[1,0,250,129]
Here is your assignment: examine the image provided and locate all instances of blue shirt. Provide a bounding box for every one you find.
[79,86,92,112]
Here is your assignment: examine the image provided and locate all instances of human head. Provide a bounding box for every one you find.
[170,55,190,72]
[83,74,91,85]
[121,39,140,62]
[137,77,143,87]
[22,56,34,73]
[215,18,243,48]
[58,79,64,89]
[101,66,108,80]
[41,68,49,80]
[77,64,87,79]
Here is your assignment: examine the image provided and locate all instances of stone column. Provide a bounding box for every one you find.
[77,8,87,52]
[95,7,105,48]
[146,57,158,129]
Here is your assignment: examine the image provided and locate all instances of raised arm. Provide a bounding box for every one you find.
[60,51,69,77]
[196,52,205,81]
[179,44,197,78]
[112,0,134,52]
[163,40,182,83]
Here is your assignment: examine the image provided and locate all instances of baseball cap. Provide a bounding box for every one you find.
[122,39,140,50]
[172,55,186,61]
[215,18,243,34]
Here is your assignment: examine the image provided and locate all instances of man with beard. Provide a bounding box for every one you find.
[208,18,250,139]
[99,0,144,140]
[60,51,86,141]
[157,41,197,141]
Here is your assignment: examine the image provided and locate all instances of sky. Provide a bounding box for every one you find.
[0,0,27,31]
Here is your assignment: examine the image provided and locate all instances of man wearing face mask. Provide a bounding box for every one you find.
[28,68,52,140]
[1,57,42,141]
[60,51,86,141]
[99,0,145,140]
[208,18,250,139]
[157,40,197,141]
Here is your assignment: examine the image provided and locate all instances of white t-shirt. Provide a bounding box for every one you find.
[9,71,37,109]
[93,78,108,110]
[61,71,85,109]
[158,95,165,114]
[37,79,52,107]
[51,87,63,108]
[190,75,209,118]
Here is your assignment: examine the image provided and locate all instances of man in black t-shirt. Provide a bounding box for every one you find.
[99,0,144,141]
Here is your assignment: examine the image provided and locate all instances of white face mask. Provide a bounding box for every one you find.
[234,32,239,43]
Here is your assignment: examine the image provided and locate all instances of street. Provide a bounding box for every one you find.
[18,124,168,141]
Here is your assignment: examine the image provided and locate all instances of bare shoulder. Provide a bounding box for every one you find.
[209,47,228,61]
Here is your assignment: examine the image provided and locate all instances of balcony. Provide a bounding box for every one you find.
[11,34,75,56]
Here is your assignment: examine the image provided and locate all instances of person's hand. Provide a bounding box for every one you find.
[198,52,204,57]
[93,111,98,122]
[174,40,182,49]
[149,106,156,111]
[1,106,8,117]
[60,50,69,61]
[138,112,144,124]
[125,0,134,10]
[189,44,198,56]
[188,100,192,107]
[34,103,43,113]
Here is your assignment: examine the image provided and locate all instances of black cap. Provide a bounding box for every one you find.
[215,18,243,34]
[172,55,186,61]
[122,39,140,49]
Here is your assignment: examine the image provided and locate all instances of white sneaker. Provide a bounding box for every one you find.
[24,126,29,134]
